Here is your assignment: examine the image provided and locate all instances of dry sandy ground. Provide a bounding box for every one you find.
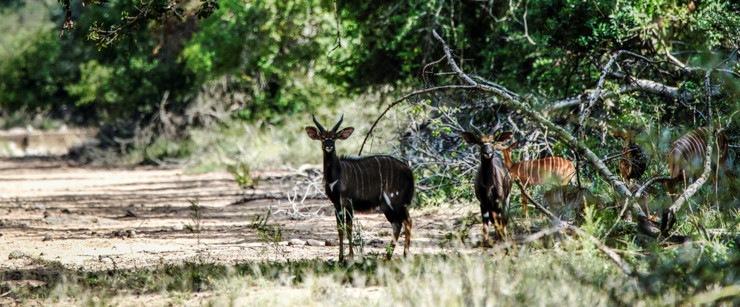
[0,158,477,305]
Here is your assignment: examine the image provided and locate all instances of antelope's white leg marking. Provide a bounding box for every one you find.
[482,212,490,219]
[383,192,394,210]
[329,179,339,192]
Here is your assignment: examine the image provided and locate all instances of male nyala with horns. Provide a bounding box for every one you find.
[306,115,415,260]
[461,130,513,243]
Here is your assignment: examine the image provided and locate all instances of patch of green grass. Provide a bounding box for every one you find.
[249,210,285,256]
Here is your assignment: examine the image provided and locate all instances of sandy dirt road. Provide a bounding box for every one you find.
[0,158,473,274]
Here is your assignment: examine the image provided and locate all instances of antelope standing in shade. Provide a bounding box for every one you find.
[542,185,602,221]
[611,130,652,219]
[611,130,647,182]
[499,141,576,217]
[306,115,414,260]
[665,127,732,198]
[461,131,513,242]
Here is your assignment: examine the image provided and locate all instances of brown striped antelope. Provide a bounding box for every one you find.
[306,115,415,260]
[499,141,576,218]
[665,127,732,198]
[461,131,513,243]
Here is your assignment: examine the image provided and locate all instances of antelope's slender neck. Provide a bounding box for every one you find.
[501,149,514,169]
[323,150,342,183]
[479,155,495,185]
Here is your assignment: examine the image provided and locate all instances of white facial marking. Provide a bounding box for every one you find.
[329,179,339,192]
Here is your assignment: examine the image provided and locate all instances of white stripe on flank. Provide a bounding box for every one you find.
[376,158,384,197]
[329,179,339,192]
[383,192,394,210]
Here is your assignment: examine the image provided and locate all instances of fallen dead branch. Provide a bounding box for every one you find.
[485,179,635,276]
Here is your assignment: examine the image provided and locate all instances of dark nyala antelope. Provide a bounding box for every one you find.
[666,127,732,197]
[462,131,513,242]
[306,115,414,260]
[610,130,647,182]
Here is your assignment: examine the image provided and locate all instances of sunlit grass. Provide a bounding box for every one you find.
[25,241,728,306]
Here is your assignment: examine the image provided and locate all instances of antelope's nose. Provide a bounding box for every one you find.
[325,145,334,152]
[482,147,493,159]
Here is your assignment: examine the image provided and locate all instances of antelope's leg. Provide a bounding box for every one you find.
[491,211,498,241]
[641,199,652,221]
[491,212,504,239]
[494,211,505,241]
[402,218,412,257]
[346,207,355,258]
[387,221,401,260]
[335,207,345,261]
[481,211,490,245]
[521,186,529,218]
[502,216,508,240]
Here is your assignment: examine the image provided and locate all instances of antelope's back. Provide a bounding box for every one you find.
[339,155,415,211]
[669,127,728,178]
[513,156,575,185]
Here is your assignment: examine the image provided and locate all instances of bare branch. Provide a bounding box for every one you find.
[636,176,671,198]
[602,197,632,240]
[490,179,636,276]
[685,284,740,305]
[660,69,716,237]
[358,85,477,155]
[329,0,343,52]
[422,55,448,88]
[577,51,658,134]
[485,224,564,254]
[522,5,536,45]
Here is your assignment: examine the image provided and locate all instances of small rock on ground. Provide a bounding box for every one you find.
[324,239,338,247]
[288,239,305,246]
[368,239,384,247]
[8,250,26,259]
[306,239,325,247]
[43,234,53,241]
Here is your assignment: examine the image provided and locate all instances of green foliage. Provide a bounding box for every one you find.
[180,0,342,121]
[228,163,258,189]
[249,210,283,252]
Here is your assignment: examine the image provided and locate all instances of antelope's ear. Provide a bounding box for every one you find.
[306,127,321,140]
[495,131,513,143]
[461,132,480,145]
[336,127,354,140]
